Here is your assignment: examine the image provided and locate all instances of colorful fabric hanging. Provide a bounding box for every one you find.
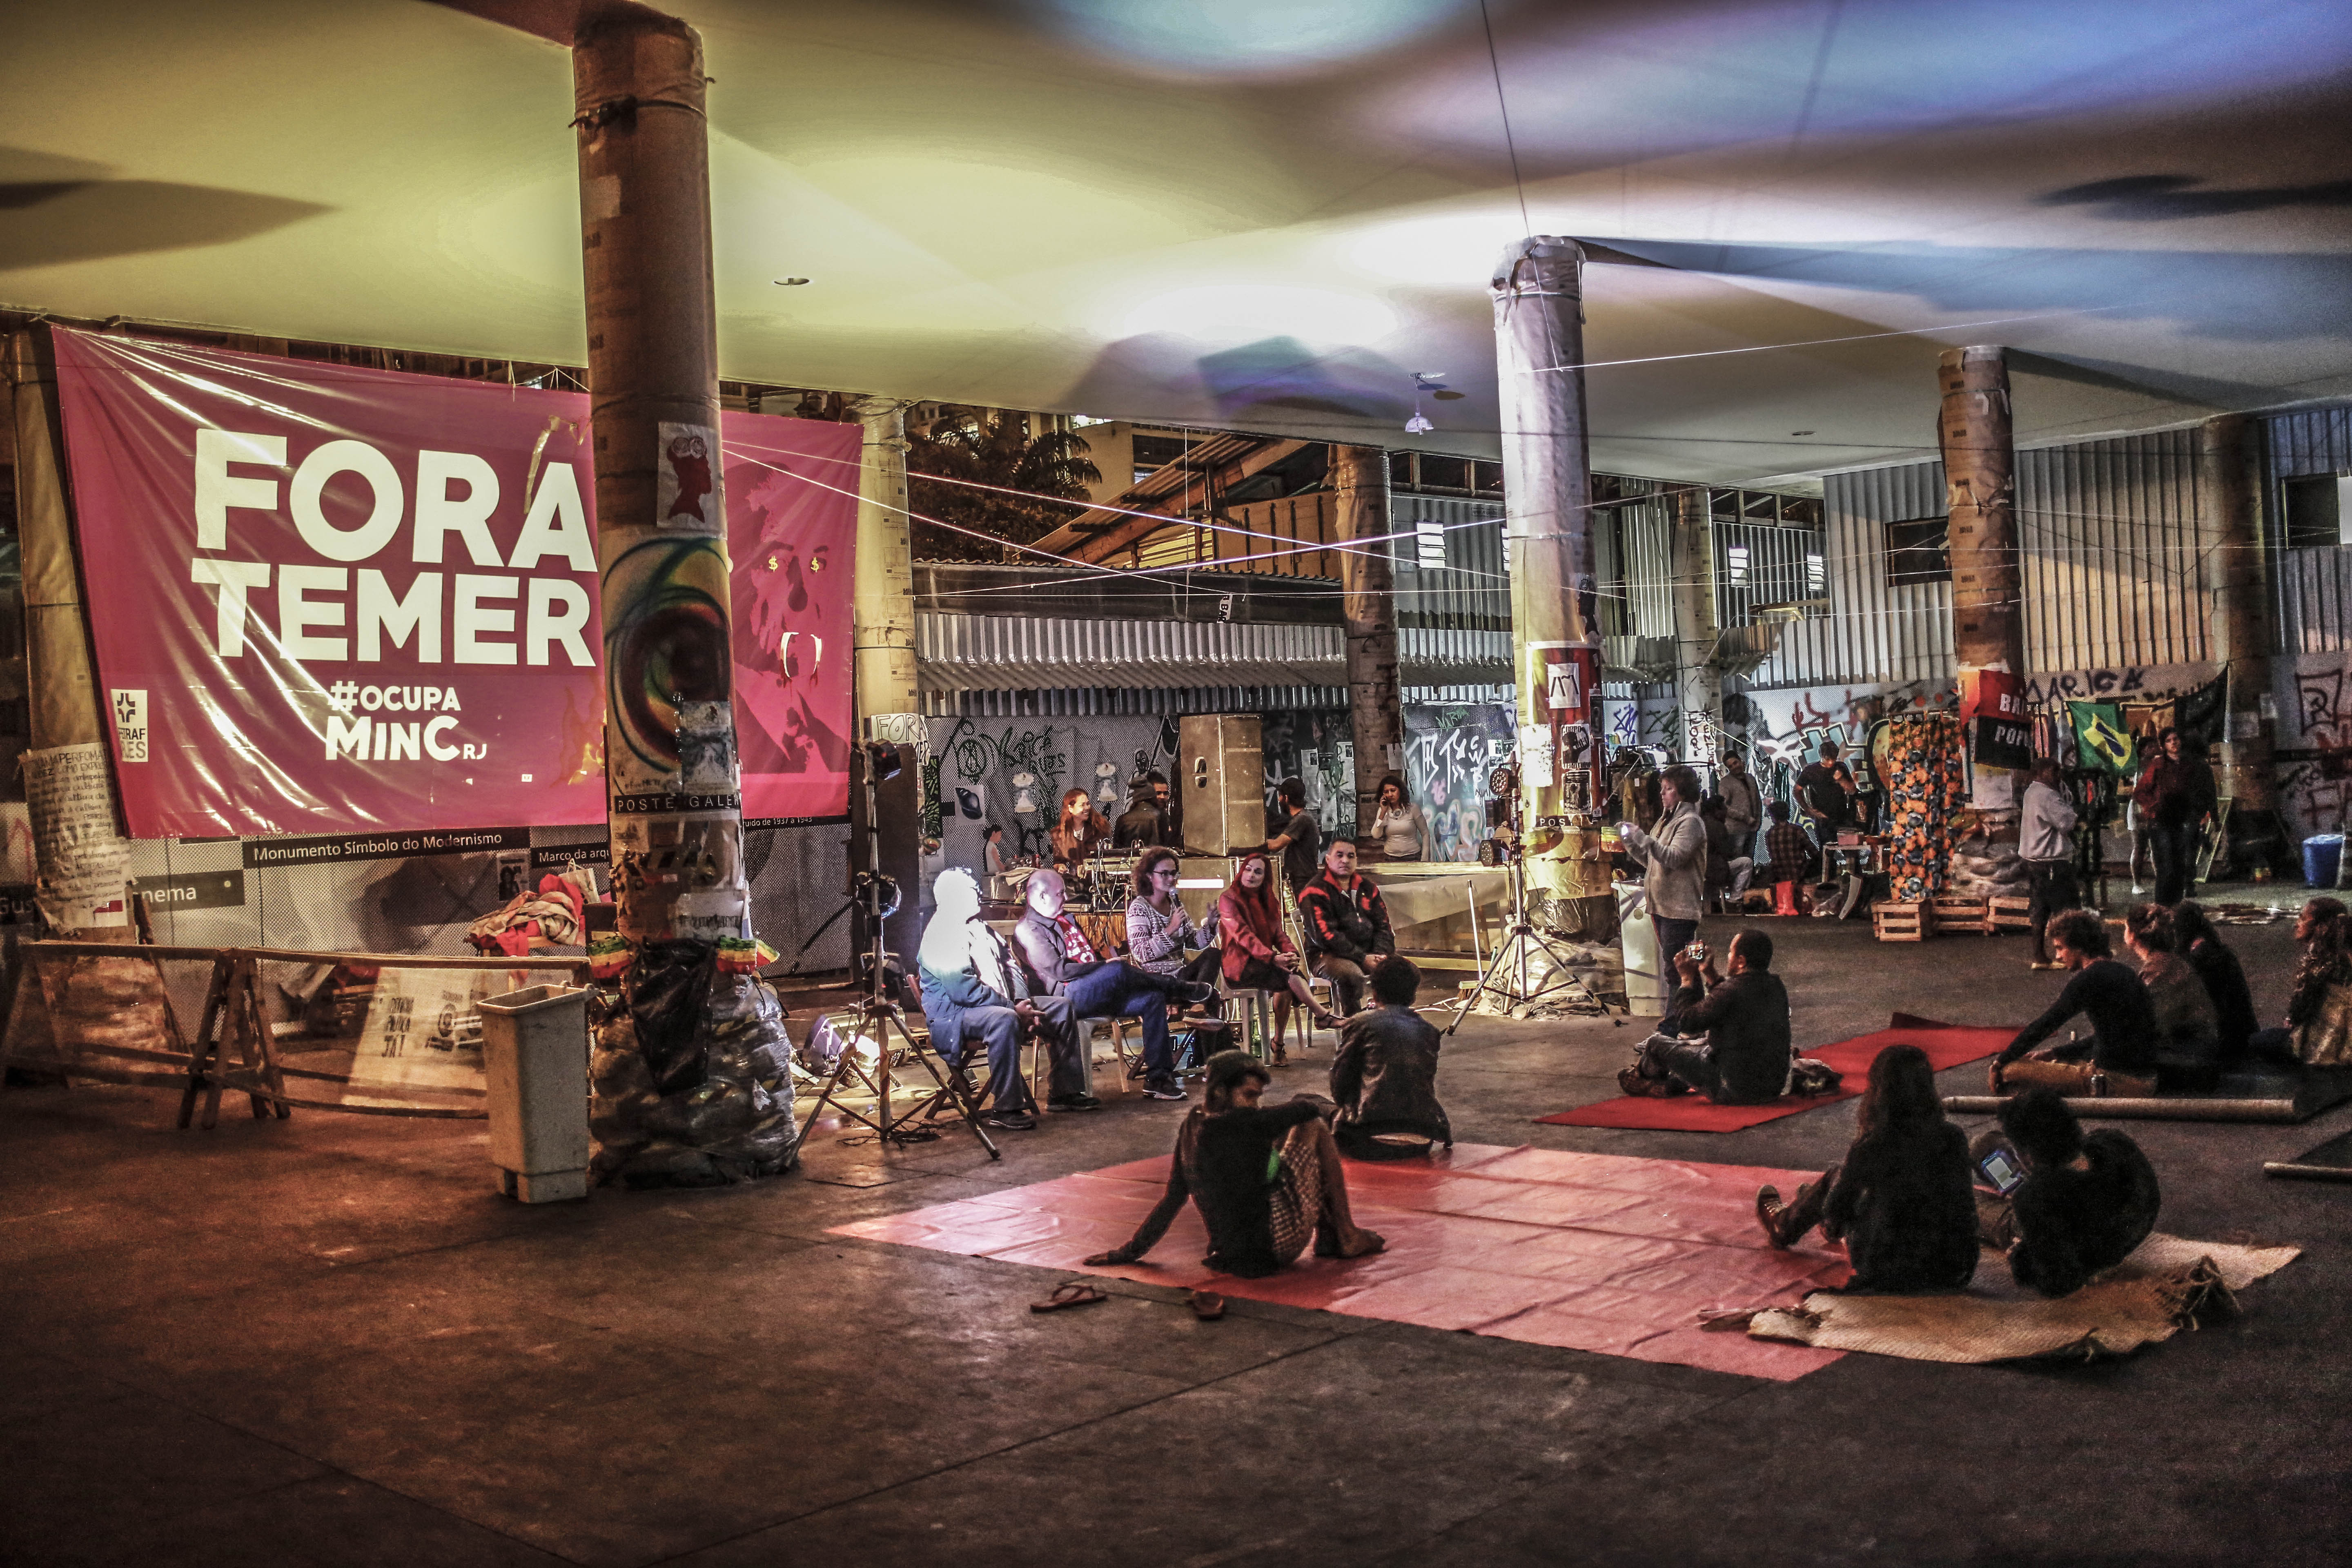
[1880,713,1967,902]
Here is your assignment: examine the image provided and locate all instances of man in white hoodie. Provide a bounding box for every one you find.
[2020,758,2081,971]
[1621,764,1710,966]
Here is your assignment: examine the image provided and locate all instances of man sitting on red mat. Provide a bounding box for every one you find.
[1618,929,1793,1104]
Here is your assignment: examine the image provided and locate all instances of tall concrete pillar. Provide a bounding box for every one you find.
[1491,237,1608,910]
[1938,345,2025,677]
[573,4,747,945]
[851,396,919,728]
[2203,413,2274,809]
[1334,444,1402,842]
[1669,485,1722,761]
[9,327,132,938]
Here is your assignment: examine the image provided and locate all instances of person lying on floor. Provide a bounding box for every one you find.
[2124,902,2221,1091]
[916,869,1088,1131]
[1987,909,2160,1098]
[1617,929,1792,1104]
[1972,1087,2161,1298]
[1754,1045,1978,1293]
[2248,897,2352,1068]
[1329,957,1452,1158]
[1085,1050,1386,1279]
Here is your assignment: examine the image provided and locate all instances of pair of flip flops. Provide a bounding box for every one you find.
[1029,1281,1225,1321]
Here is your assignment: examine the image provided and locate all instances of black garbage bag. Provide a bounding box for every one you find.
[626,940,717,1095]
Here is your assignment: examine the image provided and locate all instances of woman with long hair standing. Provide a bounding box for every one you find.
[1218,849,1343,1063]
[1755,1045,1978,1293]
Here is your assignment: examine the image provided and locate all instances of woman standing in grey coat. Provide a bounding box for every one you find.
[1619,764,1709,963]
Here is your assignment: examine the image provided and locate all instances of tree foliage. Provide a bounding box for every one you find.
[905,407,1100,562]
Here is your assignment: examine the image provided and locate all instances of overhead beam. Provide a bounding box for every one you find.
[1050,437,1309,564]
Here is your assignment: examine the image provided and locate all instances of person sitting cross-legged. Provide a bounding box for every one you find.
[1972,1087,2161,1298]
[1618,929,1793,1104]
[1987,909,2160,1098]
[1085,1051,1385,1279]
[1755,1044,1978,1294]
[915,869,1087,1132]
[1329,957,1452,1158]
[1297,837,1396,1019]
[1011,868,1216,1103]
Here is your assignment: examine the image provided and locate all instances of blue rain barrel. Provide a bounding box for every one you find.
[2305,834,2345,889]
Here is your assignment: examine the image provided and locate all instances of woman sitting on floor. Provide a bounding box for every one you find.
[1754,1045,1978,1294]
[1085,1050,1384,1278]
[2124,902,2221,1091]
[2173,901,2258,1065]
[2249,897,2352,1068]
[1217,849,1344,1061]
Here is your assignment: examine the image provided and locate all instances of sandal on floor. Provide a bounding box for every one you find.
[1031,1282,1109,1313]
[1188,1290,1225,1321]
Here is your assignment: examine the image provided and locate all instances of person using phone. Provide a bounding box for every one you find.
[1754,1044,1978,1294]
[1617,929,1792,1104]
[1969,1087,2161,1297]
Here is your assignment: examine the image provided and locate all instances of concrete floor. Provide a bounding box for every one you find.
[4,905,2347,1567]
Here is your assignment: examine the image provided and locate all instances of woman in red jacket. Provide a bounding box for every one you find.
[1219,850,1343,1060]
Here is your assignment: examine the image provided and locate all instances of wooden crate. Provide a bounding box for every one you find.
[1872,900,1931,942]
[1989,895,2034,931]
[1930,894,1992,934]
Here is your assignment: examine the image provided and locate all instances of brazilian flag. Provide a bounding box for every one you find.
[2069,701,2136,775]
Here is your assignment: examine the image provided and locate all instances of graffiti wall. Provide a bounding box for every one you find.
[1402,703,1516,862]
[918,708,1356,888]
[2280,652,2352,847]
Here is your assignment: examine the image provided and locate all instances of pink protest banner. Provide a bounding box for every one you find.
[50,329,861,839]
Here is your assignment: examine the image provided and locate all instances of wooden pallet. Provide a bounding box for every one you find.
[1930,894,1993,935]
[1872,901,1931,942]
[1989,894,2034,931]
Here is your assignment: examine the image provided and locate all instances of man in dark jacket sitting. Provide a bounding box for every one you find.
[1297,838,1395,1018]
[1619,929,1793,1104]
[1329,958,1451,1157]
[1974,1087,2161,1296]
[1010,869,1215,1102]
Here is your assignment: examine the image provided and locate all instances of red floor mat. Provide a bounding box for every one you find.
[1535,1018,2012,1131]
[831,1143,1850,1381]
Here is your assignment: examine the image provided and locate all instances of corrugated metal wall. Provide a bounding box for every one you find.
[1390,493,1508,628]
[1749,429,2222,689]
[2269,407,2352,653]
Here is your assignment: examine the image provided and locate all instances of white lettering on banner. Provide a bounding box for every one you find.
[320,706,463,764]
[278,564,349,659]
[290,439,405,561]
[453,575,518,664]
[356,569,442,662]
[413,450,503,565]
[508,462,595,571]
[193,429,285,550]
[189,558,272,657]
[326,714,370,760]
[526,579,594,666]
[426,715,460,760]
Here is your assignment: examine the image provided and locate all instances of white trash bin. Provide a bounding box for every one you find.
[479,984,591,1203]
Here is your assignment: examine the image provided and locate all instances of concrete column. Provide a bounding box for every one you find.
[8,327,132,938]
[1669,485,1722,761]
[2203,413,2274,809]
[1938,345,2025,676]
[851,396,919,728]
[1334,444,1402,841]
[1490,237,1608,906]
[573,4,747,945]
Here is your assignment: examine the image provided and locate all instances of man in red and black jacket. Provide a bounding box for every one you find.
[1297,838,1395,1019]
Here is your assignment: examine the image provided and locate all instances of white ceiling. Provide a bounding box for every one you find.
[6,0,2350,482]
